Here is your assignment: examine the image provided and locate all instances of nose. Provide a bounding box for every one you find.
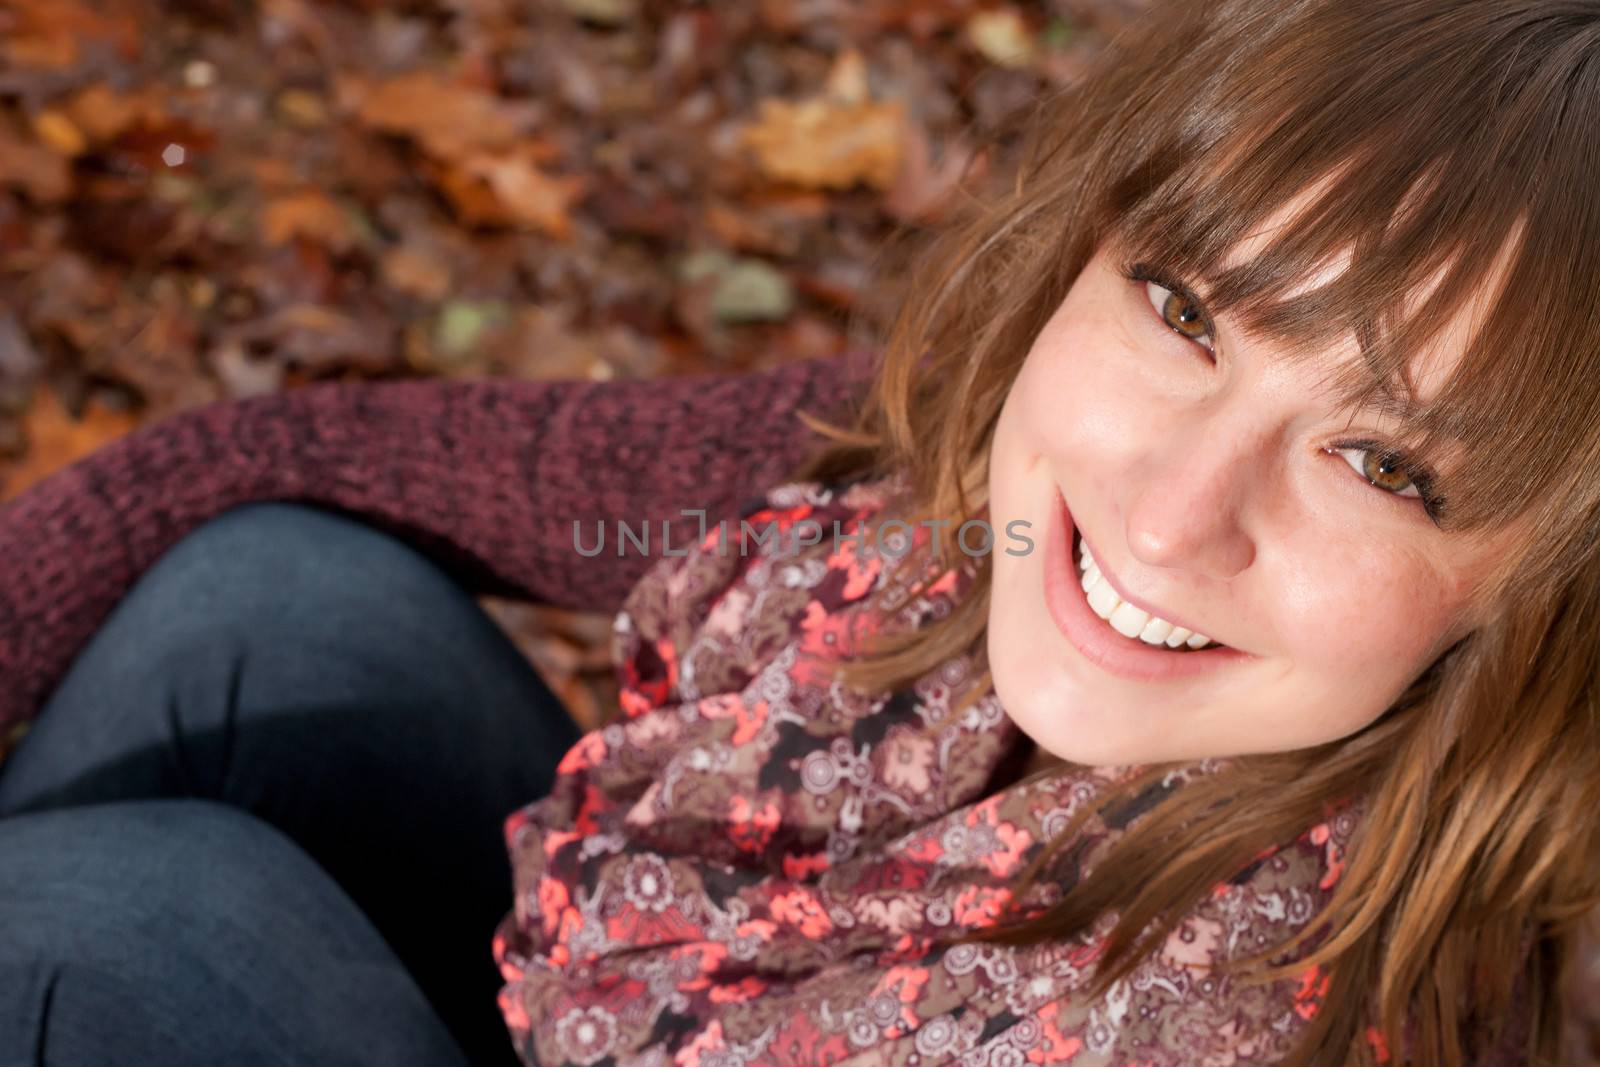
[1120,417,1262,582]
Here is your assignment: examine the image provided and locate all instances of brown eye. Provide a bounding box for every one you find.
[1142,281,1214,349]
[1331,445,1422,501]
[1361,449,1416,494]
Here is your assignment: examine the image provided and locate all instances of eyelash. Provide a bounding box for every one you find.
[1119,259,1448,524]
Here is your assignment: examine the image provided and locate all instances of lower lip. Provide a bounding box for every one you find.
[1042,487,1254,682]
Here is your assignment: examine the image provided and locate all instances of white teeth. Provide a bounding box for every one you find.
[1085,574,1121,618]
[1073,534,1217,650]
[1107,601,1149,639]
[1138,617,1174,643]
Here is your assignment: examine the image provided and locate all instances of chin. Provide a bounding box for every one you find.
[986,599,1155,768]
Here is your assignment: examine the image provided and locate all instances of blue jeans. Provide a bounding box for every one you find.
[0,502,585,1066]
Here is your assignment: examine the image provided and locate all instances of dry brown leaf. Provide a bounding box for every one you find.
[967,8,1039,69]
[742,95,906,191]
[1,0,141,70]
[233,302,397,375]
[60,82,163,144]
[741,52,907,194]
[210,340,286,400]
[32,110,87,157]
[466,152,586,237]
[824,47,871,105]
[342,70,535,159]
[0,120,72,203]
[704,200,798,256]
[435,147,587,237]
[0,384,140,502]
[274,88,329,128]
[381,244,452,301]
[261,190,357,251]
[101,296,215,419]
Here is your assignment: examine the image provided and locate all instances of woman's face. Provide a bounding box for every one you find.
[986,233,1521,767]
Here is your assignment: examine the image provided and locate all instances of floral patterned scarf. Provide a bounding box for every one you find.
[493,473,1366,1066]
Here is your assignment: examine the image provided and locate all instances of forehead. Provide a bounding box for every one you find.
[1206,176,1522,410]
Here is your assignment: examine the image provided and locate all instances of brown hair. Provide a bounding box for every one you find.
[787,1,1600,1063]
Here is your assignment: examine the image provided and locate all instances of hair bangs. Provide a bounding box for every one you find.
[1086,2,1600,554]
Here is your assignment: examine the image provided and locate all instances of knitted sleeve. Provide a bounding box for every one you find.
[0,354,868,740]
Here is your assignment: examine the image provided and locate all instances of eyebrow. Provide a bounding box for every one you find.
[1340,365,1469,455]
[1349,360,1423,421]
[1192,270,1460,439]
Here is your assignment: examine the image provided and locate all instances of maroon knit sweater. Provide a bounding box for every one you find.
[0,353,871,744]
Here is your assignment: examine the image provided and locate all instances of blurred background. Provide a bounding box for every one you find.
[0,0,1595,1059]
[0,0,1146,725]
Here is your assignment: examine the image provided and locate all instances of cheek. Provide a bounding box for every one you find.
[1273,541,1461,696]
[1005,307,1134,470]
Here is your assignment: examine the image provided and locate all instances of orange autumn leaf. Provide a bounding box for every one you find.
[0,385,140,502]
[261,190,357,251]
[466,152,586,236]
[1,0,141,70]
[31,109,87,157]
[740,51,906,191]
[60,82,165,145]
[342,70,535,159]
[0,119,72,203]
[435,148,587,238]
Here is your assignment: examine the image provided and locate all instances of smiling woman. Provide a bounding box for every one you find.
[7,1,1600,1065]
[788,0,1600,1063]
[987,226,1526,763]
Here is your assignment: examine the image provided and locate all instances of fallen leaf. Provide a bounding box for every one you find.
[0,119,71,203]
[261,190,358,252]
[343,70,537,159]
[824,46,871,105]
[274,88,329,127]
[438,147,587,237]
[967,8,1039,69]
[741,92,906,191]
[381,243,453,301]
[0,383,141,502]
[32,109,87,156]
[432,300,511,365]
[233,302,399,375]
[61,82,164,144]
[705,199,800,256]
[710,258,793,323]
[1,0,141,70]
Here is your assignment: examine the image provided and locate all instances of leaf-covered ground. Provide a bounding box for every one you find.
[1,1,1596,1057]
[0,0,1143,728]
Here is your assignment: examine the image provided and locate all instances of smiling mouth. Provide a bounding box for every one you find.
[1070,530,1224,652]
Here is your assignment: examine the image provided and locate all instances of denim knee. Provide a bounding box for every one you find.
[97,500,463,669]
[0,798,470,1067]
[0,495,581,803]
[1,501,501,804]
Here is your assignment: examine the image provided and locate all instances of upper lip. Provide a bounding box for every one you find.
[1073,525,1228,647]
